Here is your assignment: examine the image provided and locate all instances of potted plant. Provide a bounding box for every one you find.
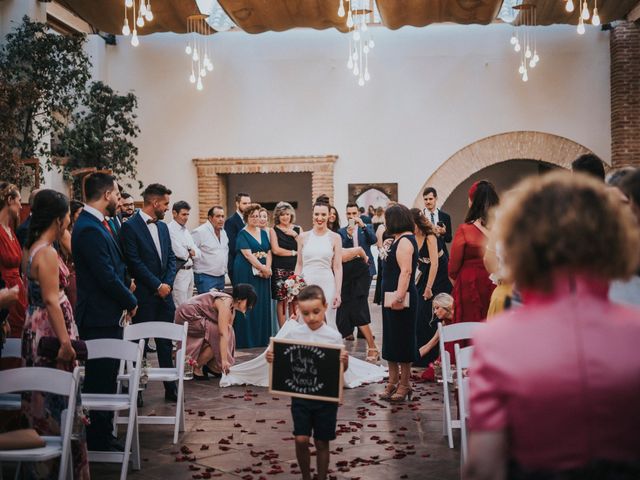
[55,81,142,198]
[0,16,90,185]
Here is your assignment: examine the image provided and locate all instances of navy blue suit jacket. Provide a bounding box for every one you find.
[224,212,244,274]
[72,210,137,329]
[339,224,377,276]
[120,212,176,323]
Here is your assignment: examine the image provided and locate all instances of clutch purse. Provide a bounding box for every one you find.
[384,291,410,309]
[36,336,88,361]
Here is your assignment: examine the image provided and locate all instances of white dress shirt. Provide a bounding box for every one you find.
[423,208,440,225]
[83,204,105,222]
[282,322,344,348]
[191,221,229,276]
[138,210,162,259]
[168,220,200,267]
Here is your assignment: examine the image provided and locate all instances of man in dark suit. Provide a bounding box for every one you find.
[422,187,452,256]
[120,183,178,401]
[337,203,379,353]
[73,172,138,451]
[223,192,251,283]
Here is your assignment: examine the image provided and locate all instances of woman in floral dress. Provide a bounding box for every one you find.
[22,189,90,480]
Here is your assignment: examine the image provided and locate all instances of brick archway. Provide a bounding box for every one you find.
[412,131,593,207]
[193,155,337,222]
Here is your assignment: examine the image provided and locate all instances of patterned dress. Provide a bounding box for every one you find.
[22,243,90,480]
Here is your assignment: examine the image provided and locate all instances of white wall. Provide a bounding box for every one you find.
[96,23,611,228]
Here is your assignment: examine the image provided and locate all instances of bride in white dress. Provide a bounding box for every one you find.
[221,201,386,389]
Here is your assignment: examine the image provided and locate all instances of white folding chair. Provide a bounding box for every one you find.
[0,366,80,480]
[438,322,483,449]
[82,339,144,480]
[0,339,22,410]
[455,344,474,464]
[116,322,187,444]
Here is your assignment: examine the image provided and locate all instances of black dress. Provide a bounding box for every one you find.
[414,236,453,367]
[271,225,300,299]
[381,234,418,363]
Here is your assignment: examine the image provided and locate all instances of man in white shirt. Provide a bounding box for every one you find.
[168,201,200,306]
[192,205,229,293]
[422,187,453,255]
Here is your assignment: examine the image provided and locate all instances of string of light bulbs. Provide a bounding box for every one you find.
[338,0,375,87]
[564,0,600,34]
[185,15,214,91]
[509,3,540,83]
[121,0,154,47]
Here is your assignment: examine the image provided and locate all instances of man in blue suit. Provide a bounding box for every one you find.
[339,203,377,276]
[73,172,138,451]
[120,183,178,401]
[224,192,251,283]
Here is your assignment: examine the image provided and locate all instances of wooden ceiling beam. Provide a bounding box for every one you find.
[627,1,640,22]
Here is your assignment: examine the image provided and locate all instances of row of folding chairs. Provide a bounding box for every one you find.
[0,321,188,480]
[437,321,482,464]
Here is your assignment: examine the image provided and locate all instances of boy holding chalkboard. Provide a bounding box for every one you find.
[266,285,348,480]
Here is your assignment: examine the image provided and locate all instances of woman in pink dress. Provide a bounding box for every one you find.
[448,180,499,326]
[465,172,640,480]
[174,284,256,378]
[22,189,90,479]
[0,182,27,340]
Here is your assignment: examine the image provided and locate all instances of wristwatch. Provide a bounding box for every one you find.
[291,250,296,256]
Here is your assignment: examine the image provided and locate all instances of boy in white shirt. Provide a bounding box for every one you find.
[266,285,348,480]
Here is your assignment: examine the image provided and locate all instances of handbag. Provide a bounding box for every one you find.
[384,291,410,309]
[36,336,88,361]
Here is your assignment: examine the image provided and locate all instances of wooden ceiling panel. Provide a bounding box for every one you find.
[376,0,504,30]
[217,0,349,34]
[57,0,202,34]
[514,0,640,26]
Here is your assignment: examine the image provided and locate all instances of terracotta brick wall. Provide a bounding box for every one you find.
[610,21,640,168]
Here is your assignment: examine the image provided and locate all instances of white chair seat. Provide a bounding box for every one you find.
[0,436,63,462]
[0,393,21,410]
[82,393,131,411]
[146,367,179,382]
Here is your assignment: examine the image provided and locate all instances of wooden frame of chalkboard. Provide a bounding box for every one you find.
[268,338,344,404]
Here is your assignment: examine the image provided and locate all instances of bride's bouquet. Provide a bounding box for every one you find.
[277,273,307,303]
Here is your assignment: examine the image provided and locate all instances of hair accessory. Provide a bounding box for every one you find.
[468,181,480,201]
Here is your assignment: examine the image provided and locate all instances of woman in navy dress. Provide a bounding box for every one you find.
[380,204,418,402]
[232,204,272,348]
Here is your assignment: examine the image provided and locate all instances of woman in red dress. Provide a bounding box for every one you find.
[0,182,27,338]
[448,180,499,326]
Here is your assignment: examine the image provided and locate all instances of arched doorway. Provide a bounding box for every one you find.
[413,131,593,228]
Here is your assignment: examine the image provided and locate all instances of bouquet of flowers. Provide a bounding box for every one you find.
[277,273,307,303]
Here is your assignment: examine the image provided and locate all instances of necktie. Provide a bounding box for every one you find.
[146,218,157,225]
[102,219,113,235]
[430,212,435,224]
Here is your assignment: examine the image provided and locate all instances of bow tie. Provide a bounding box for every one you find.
[146,218,158,225]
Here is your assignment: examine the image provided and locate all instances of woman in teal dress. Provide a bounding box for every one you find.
[232,203,273,348]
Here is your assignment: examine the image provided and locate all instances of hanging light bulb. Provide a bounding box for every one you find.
[122,18,131,36]
[514,43,521,52]
[196,76,203,91]
[565,0,575,13]
[358,77,365,87]
[510,34,517,45]
[363,45,369,54]
[519,63,525,74]
[525,46,532,58]
[207,61,213,72]
[592,8,600,26]
[145,8,153,21]
[139,0,147,16]
[364,69,370,81]
[346,10,353,28]
[201,67,207,77]
[529,58,537,68]
[577,17,585,34]
[136,14,144,28]
[185,44,192,55]
[532,51,540,63]
[189,71,196,83]
[352,49,358,61]
[353,64,359,76]
[581,1,590,20]
[522,70,529,82]
[131,30,139,46]
[368,39,375,49]
[126,0,133,7]
[337,0,345,17]
[193,48,199,61]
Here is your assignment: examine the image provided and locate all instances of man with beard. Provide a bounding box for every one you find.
[224,192,251,283]
[73,172,138,451]
[120,183,178,402]
[119,192,136,222]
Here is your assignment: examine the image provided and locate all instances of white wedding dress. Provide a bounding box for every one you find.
[220,230,387,389]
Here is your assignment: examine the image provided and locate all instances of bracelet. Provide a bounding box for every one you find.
[291,250,296,256]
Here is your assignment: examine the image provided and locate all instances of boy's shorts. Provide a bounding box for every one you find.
[291,398,338,441]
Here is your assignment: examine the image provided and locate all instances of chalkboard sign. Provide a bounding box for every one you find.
[269,338,344,403]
